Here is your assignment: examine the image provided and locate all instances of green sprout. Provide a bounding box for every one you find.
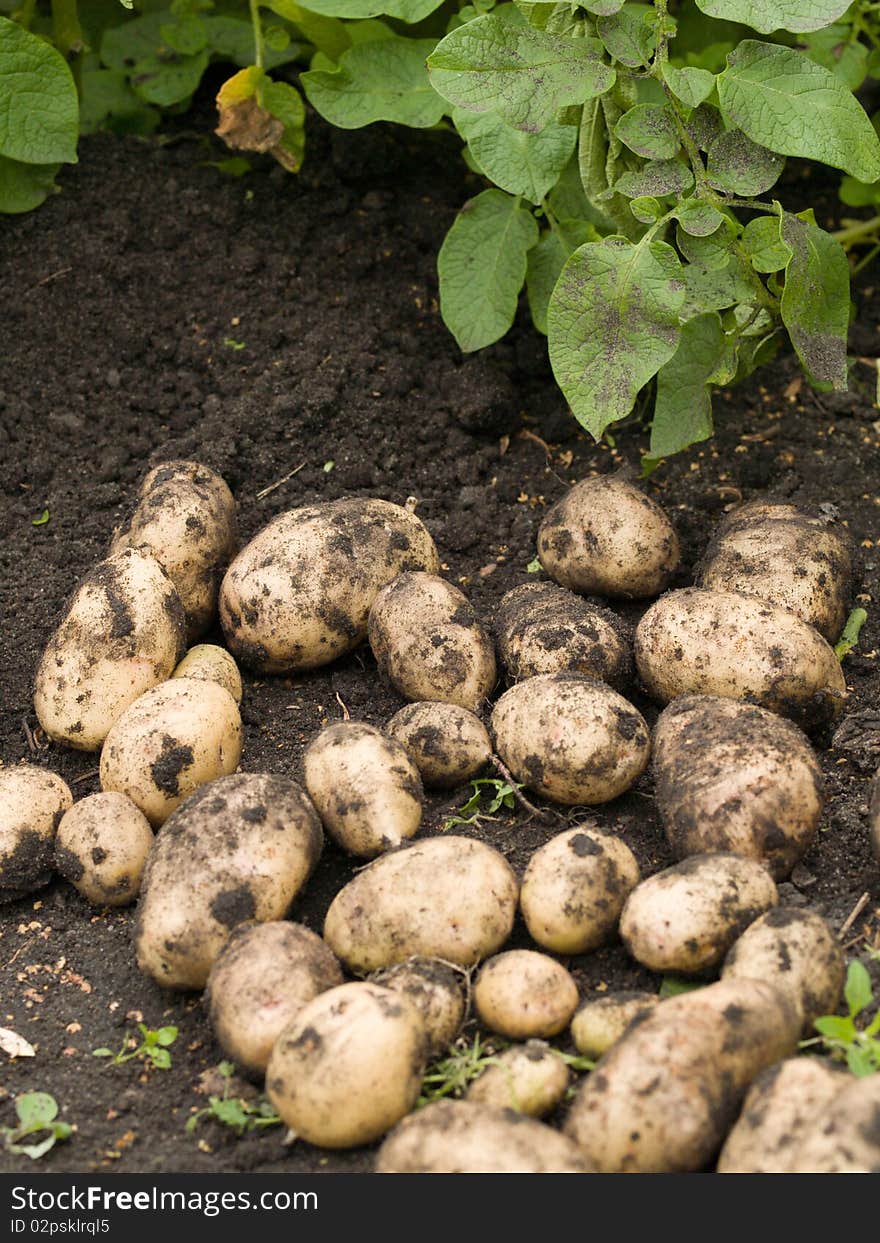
[802,960,880,1077]
[418,1032,507,1105]
[526,557,541,574]
[31,509,50,527]
[443,777,521,831]
[186,1062,282,1137]
[93,1023,178,1070]
[223,338,247,351]
[1,1092,72,1160]
[835,608,868,660]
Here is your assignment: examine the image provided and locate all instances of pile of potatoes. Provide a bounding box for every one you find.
[4,462,876,1175]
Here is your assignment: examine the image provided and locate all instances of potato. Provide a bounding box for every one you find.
[620,853,778,975]
[520,824,640,954]
[467,1041,570,1117]
[570,991,660,1059]
[54,792,152,907]
[787,1073,880,1172]
[135,773,323,989]
[111,460,237,641]
[368,573,496,710]
[266,982,427,1148]
[303,722,423,858]
[722,907,845,1034]
[697,501,856,642]
[376,1100,593,1173]
[537,475,680,599]
[634,588,847,728]
[653,696,823,879]
[386,702,491,789]
[100,678,242,827]
[495,582,631,689]
[172,644,242,704]
[0,765,72,900]
[491,673,650,805]
[564,977,800,1172]
[219,499,438,674]
[324,836,518,973]
[34,549,187,751]
[372,959,466,1059]
[206,921,343,1077]
[474,950,578,1039]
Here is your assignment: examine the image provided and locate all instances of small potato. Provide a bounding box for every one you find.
[172,645,242,704]
[303,722,423,858]
[634,588,847,729]
[491,673,650,805]
[34,549,187,751]
[266,982,427,1148]
[0,765,72,900]
[220,499,439,674]
[324,836,518,973]
[620,853,778,975]
[474,950,578,1039]
[537,475,680,599]
[787,1073,880,1172]
[206,922,343,1077]
[467,1041,570,1117]
[372,959,466,1059]
[368,573,496,710]
[100,678,242,827]
[653,696,823,879]
[722,907,845,1034]
[520,824,640,954]
[376,1099,593,1173]
[386,702,491,789]
[495,582,631,689]
[570,991,660,1059]
[54,792,152,907]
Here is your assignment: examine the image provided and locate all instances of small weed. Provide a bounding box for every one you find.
[1,1092,71,1160]
[443,777,521,831]
[93,1023,178,1070]
[526,557,541,574]
[418,1032,507,1105]
[186,1062,282,1137]
[802,960,880,1076]
[323,460,335,473]
[223,338,247,351]
[658,976,705,999]
[835,608,868,660]
[31,509,49,527]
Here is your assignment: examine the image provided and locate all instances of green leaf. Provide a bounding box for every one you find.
[615,158,693,198]
[156,1026,179,1047]
[846,1046,879,1077]
[675,198,724,237]
[0,18,78,165]
[548,236,685,438]
[694,1,851,35]
[439,189,538,351]
[779,211,849,391]
[844,960,873,1017]
[130,49,209,107]
[0,156,59,214]
[614,103,679,160]
[630,194,663,223]
[814,1014,856,1040]
[263,1,350,61]
[92,1048,113,1057]
[454,108,576,202]
[15,1093,58,1128]
[80,68,159,136]
[596,4,655,68]
[160,15,207,55]
[527,219,598,333]
[706,128,784,196]
[150,1047,172,1069]
[658,976,704,998]
[8,1135,57,1160]
[211,1097,251,1130]
[839,176,880,209]
[303,39,445,129]
[581,0,624,13]
[650,311,727,459]
[741,215,789,272]
[801,24,868,92]
[676,216,736,269]
[261,77,306,169]
[282,0,444,18]
[661,63,714,108]
[681,252,754,316]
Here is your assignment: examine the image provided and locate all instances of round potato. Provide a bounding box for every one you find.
[474,950,578,1039]
[34,549,187,751]
[172,645,242,704]
[0,765,72,900]
[219,499,439,674]
[386,702,491,789]
[570,991,660,1059]
[467,1041,570,1118]
[54,792,152,907]
[787,1073,880,1172]
[372,959,466,1060]
[491,673,650,805]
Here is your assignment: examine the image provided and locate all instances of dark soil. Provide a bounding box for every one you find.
[1,81,879,1174]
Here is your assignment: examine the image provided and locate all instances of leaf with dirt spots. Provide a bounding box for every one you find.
[453,108,577,204]
[614,104,679,160]
[694,0,851,36]
[526,218,599,334]
[779,210,849,391]
[706,128,784,196]
[649,311,731,461]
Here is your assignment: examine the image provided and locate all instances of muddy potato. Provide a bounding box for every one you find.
[537,475,680,599]
[219,498,439,674]
[787,1073,880,1172]
[324,836,518,973]
[620,853,778,975]
[54,792,152,907]
[100,678,242,827]
[372,959,466,1059]
[34,549,187,751]
[206,922,343,1077]
[634,588,847,729]
[520,824,640,954]
[570,991,660,1059]
[172,644,242,704]
[386,702,491,789]
[474,950,578,1039]
[491,673,650,805]
[0,765,72,900]
[266,982,427,1148]
[467,1041,570,1117]
[135,773,323,989]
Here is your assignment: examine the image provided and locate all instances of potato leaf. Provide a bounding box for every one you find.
[844,960,873,1017]
[694,0,851,36]
[0,18,78,165]
[596,5,656,68]
[741,215,789,272]
[0,156,60,214]
[661,63,715,108]
[614,104,679,160]
[302,39,445,129]
[779,211,849,391]
[454,108,577,203]
[615,158,694,198]
[706,128,784,195]
[527,219,598,334]
[286,0,444,19]
[650,311,728,459]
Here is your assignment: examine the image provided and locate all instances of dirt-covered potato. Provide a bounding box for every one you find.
[34,549,187,751]
[474,950,578,1039]
[172,644,242,704]
[54,792,152,907]
[303,722,423,858]
[520,824,640,954]
[565,978,800,1173]
[467,1041,570,1117]
[620,853,778,975]
[135,773,323,989]
[111,460,237,641]
[787,1073,880,1172]
[491,673,650,805]
[570,991,660,1059]
[372,959,466,1060]
[634,588,847,728]
[219,498,439,674]
[495,582,631,689]
[206,921,343,1077]
[537,475,680,599]
[368,573,496,709]
[722,908,845,1034]
[0,765,72,900]
[654,696,823,879]
[376,1100,593,1173]
[100,678,242,827]
[386,702,491,789]
[324,836,518,973]
[697,501,856,642]
[266,982,427,1148]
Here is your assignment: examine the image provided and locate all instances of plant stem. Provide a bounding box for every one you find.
[51,0,84,93]
[834,214,880,247]
[249,0,264,70]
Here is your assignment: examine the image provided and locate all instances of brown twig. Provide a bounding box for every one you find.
[256,461,306,500]
[489,754,555,822]
[839,892,871,940]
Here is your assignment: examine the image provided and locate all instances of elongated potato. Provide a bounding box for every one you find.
[467,1041,570,1117]
[474,950,579,1039]
[0,765,72,900]
[787,1073,880,1172]
[386,702,491,789]
[324,836,518,973]
[54,792,152,907]
[219,499,439,673]
[653,696,823,879]
[571,991,660,1059]
[491,673,650,805]
[172,645,242,704]
[372,959,466,1059]
[34,549,186,751]
[634,588,847,728]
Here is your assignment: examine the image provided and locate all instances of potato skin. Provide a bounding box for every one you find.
[34,549,187,751]
[654,696,823,879]
[219,499,439,674]
[0,766,72,900]
[491,673,650,805]
[787,1073,880,1172]
[467,1041,570,1118]
[54,792,152,907]
[372,959,466,1060]
[324,836,518,973]
[570,991,660,1059]
[474,950,579,1039]
[386,702,491,789]
[172,645,242,704]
